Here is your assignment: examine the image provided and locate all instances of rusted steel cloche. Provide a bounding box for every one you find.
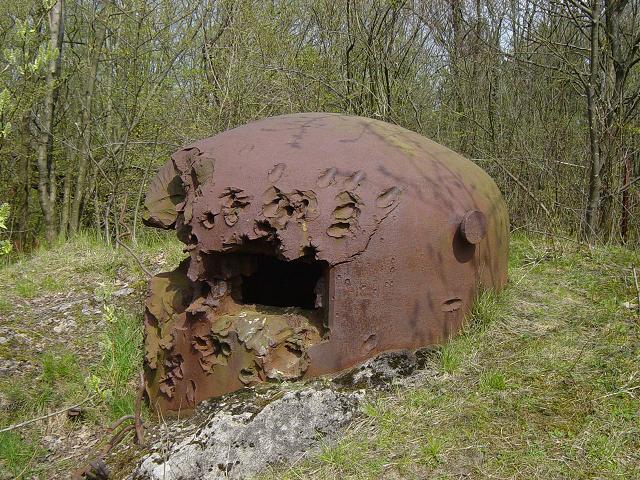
[142,113,509,414]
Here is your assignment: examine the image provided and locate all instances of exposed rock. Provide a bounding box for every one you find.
[55,302,74,312]
[134,386,363,480]
[53,318,77,334]
[0,358,29,377]
[113,286,135,297]
[82,303,102,316]
[333,348,437,389]
[42,434,63,452]
[128,349,441,479]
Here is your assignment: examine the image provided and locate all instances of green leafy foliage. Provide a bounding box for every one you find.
[0,89,12,138]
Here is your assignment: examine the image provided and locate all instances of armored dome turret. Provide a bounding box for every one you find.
[143,113,509,414]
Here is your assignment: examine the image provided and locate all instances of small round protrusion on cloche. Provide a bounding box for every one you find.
[460,210,487,244]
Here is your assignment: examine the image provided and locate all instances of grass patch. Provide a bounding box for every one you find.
[262,234,640,479]
[41,351,82,385]
[479,370,507,391]
[13,275,66,299]
[2,230,639,478]
[0,297,10,315]
[418,436,445,468]
[0,432,42,478]
[0,230,172,477]
[14,279,38,299]
[439,343,463,374]
[1,230,184,302]
[468,288,506,330]
[0,306,143,477]
[95,306,143,420]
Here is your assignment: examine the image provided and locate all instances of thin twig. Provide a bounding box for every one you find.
[106,424,135,453]
[566,339,592,376]
[14,448,38,480]
[527,229,583,244]
[114,237,152,278]
[0,397,93,433]
[598,385,640,399]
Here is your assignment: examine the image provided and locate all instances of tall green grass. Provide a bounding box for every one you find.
[96,306,143,420]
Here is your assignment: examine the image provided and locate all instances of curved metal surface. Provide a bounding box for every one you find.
[142,113,509,414]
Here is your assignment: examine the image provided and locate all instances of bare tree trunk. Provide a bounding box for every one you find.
[450,0,467,152]
[14,116,33,250]
[92,163,101,240]
[583,0,601,240]
[620,152,631,241]
[69,6,107,234]
[59,142,72,239]
[600,0,632,240]
[35,0,64,244]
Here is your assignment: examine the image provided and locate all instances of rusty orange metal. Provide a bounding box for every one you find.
[142,113,509,414]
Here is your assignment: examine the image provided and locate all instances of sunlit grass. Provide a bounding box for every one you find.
[96,306,144,420]
[0,231,174,477]
[262,234,640,479]
[0,431,42,478]
[1,231,639,478]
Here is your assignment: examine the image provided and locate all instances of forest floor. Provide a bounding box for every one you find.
[0,232,639,479]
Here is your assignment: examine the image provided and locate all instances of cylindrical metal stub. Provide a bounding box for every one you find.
[460,210,487,244]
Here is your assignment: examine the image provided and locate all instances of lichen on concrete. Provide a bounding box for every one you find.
[134,386,363,480]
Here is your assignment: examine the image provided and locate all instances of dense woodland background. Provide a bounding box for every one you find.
[1,0,639,250]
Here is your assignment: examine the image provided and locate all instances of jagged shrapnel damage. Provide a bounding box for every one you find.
[142,113,509,414]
